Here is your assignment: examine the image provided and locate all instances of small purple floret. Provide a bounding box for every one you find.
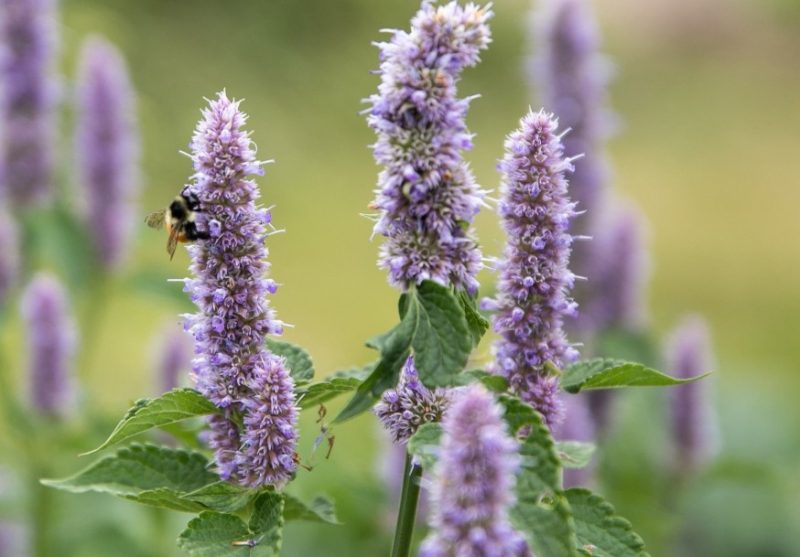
[20,273,75,418]
[367,1,493,293]
[420,385,530,557]
[374,356,450,444]
[75,36,139,269]
[184,92,297,487]
[487,110,578,429]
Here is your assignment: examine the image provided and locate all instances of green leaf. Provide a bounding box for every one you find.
[457,290,490,347]
[406,423,443,470]
[283,493,339,524]
[500,396,580,557]
[184,482,256,513]
[266,339,314,384]
[560,359,709,394]
[178,492,285,557]
[461,369,509,393]
[335,297,419,423]
[412,281,472,387]
[297,376,362,410]
[555,442,596,470]
[565,488,650,557]
[83,389,219,455]
[42,444,218,512]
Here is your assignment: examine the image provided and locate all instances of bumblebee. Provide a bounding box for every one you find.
[145,188,209,259]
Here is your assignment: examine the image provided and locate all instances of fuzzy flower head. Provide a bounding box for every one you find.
[0,0,59,206]
[75,35,139,269]
[484,110,578,429]
[183,92,297,487]
[585,200,650,333]
[667,315,718,474]
[374,356,450,444]
[20,273,75,418]
[420,384,530,557]
[367,1,493,293]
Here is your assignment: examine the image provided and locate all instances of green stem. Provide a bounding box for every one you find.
[31,466,52,557]
[391,452,422,557]
[149,507,172,557]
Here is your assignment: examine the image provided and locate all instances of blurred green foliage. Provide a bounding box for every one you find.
[1,0,799,555]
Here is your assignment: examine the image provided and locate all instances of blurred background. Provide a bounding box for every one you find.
[0,0,798,555]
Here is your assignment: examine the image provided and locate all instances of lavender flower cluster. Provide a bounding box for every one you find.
[183,92,298,488]
[374,356,450,444]
[20,273,75,417]
[366,1,492,293]
[0,0,58,206]
[485,110,578,428]
[75,36,139,270]
[420,385,529,557]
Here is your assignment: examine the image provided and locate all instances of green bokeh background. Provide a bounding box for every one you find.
[1,0,799,555]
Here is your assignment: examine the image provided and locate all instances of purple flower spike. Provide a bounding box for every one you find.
[487,110,578,429]
[0,0,59,206]
[153,324,191,393]
[585,200,649,333]
[531,0,614,279]
[667,316,718,474]
[367,0,493,293]
[0,212,19,305]
[420,385,530,557]
[75,36,139,269]
[184,92,298,488]
[374,356,450,444]
[20,273,75,418]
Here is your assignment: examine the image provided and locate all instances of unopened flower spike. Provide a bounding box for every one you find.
[420,384,530,557]
[486,109,579,429]
[366,0,493,294]
[184,91,298,487]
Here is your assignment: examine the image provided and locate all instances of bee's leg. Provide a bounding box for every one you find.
[184,222,211,241]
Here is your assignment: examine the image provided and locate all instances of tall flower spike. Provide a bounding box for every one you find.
[0,0,59,206]
[367,0,492,293]
[584,200,650,333]
[530,0,614,286]
[667,315,718,475]
[184,92,298,487]
[486,110,578,429]
[373,356,450,444]
[20,273,75,417]
[420,385,530,557]
[0,211,19,306]
[75,36,139,269]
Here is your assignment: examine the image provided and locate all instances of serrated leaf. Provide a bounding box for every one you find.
[412,281,472,387]
[555,442,596,470]
[296,377,362,410]
[458,290,490,347]
[283,493,339,524]
[560,359,709,394]
[406,423,443,470]
[184,482,256,513]
[499,396,580,557]
[266,339,314,384]
[125,488,207,513]
[178,492,284,557]
[335,297,418,423]
[83,389,219,455]
[565,488,650,557]
[43,444,218,503]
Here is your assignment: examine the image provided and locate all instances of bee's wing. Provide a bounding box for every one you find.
[167,225,181,260]
[144,209,167,229]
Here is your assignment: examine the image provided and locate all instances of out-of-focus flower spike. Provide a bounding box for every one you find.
[20,273,75,418]
[420,384,530,557]
[0,0,59,206]
[75,35,139,269]
[152,324,192,393]
[0,211,19,306]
